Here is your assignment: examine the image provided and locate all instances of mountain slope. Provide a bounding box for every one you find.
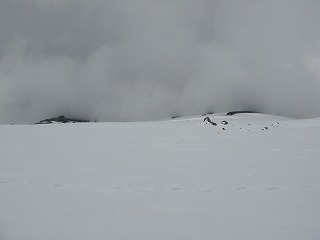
[1,113,320,240]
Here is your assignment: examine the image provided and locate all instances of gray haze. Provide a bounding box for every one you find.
[1,0,320,124]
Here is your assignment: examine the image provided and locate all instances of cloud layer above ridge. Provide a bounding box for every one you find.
[1,0,320,124]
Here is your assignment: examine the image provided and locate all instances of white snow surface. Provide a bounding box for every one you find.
[1,113,320,240]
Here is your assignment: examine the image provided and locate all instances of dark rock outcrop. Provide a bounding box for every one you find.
[204,117,217,126]
[226,111,256,116]
[36,115,90,124]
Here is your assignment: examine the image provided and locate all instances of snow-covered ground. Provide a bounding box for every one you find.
[1,113,320,240]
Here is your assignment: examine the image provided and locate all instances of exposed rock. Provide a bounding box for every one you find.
[203,117,217,126]
[36,115,90,124]
[226,111,256,116]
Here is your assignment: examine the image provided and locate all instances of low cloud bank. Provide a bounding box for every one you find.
[1,0,320,124]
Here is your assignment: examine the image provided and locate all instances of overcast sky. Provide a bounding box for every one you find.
[1,0,320,124]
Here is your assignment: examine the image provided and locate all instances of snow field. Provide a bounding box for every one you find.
[1,114,320,240]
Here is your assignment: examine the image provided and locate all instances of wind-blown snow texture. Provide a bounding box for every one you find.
[1,1,320,124]
[1,114,320,240]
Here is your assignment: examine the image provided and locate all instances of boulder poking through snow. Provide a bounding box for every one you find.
[203,117,217,126]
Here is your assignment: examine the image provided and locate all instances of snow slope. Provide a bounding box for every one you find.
[1,113,320,240]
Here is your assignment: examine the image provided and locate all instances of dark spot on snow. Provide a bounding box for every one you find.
[203,117,217,126]
[221,120,228,125]
[202,111,214,116]
[204,117,210,122]
[265,187,280,191]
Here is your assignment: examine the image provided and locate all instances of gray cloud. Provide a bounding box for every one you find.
[0,0,320,124]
